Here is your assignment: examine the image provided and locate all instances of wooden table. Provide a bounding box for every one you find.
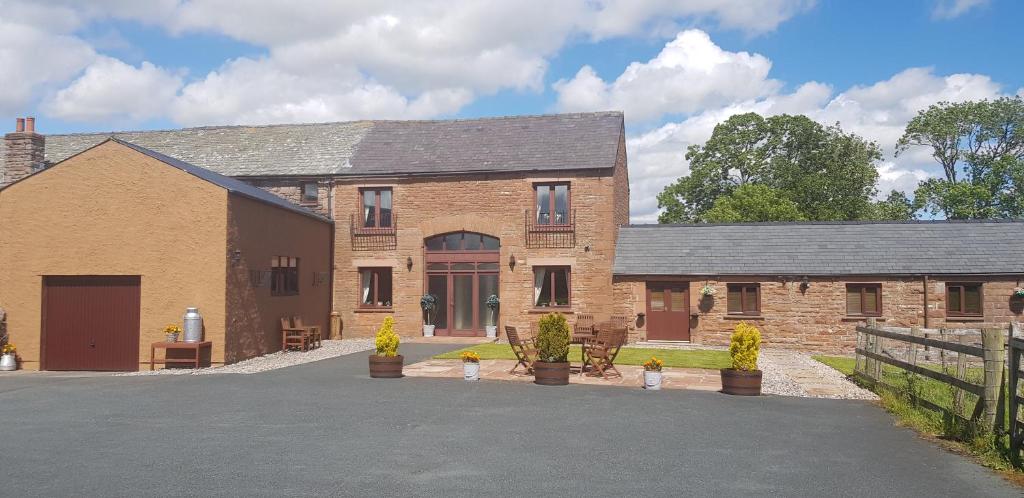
[150,341,212,370]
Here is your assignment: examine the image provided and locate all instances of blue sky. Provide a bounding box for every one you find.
[3,0,1020,221]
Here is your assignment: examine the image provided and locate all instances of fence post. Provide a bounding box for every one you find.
[863,318,877,382]
[330,311,342,340]
[871,319,883,382]
[982,327,1006,430]
[909,326,921,366]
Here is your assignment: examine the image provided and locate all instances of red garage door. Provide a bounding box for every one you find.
[42,276,141,371]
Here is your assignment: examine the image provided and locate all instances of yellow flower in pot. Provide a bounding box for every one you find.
[643,356,664,390]
[0,343,16,371]
[163,324,182,343]
[461,351,481,381]
[369,316,403,378]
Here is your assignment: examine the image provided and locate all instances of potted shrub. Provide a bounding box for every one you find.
[0,343,17,371]
[534,313,570,386]
[484,294,500,338]
[720,322,762,395]
[643,356,664,390]
[164,324,182,343]
[462,351,481,381]
[368,316,403,378]
[420,294,437,337]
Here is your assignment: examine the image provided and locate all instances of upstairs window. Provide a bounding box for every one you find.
[947,283,983,317]
[301,182,319,204]
[727,284,760,315]
[271,256,299,296]
[361,188,393,228]
[846,284,881,316]
[535,183,570,226]
[534,266,570,308]
[360,268,392,308]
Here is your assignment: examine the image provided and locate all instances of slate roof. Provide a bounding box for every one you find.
[347,112,624,175]
[613,221,1024,276]
[111,139,331,223]
[19,112,623,179]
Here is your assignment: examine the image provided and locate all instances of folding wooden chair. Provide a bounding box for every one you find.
[281,317,309,352]
[573,313,595,336]
[293,316,322,349]
[506,325,538,374]
[582,322,626,380]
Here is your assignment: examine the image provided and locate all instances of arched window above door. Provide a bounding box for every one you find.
[424,232,499,252]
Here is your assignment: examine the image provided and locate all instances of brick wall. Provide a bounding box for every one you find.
[332,167,624,338]
[614,276,1024,353]
[245,178,332,217]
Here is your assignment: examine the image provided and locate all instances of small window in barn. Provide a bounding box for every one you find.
[271,256,300,296]
[361,188,393,228]
[846,284,881,316]
[947,283,983,317]
[360,268,392,308]
[534,266,570,308]
[535,183,570,226]
[727,284,760,315]
[301,182,318,204]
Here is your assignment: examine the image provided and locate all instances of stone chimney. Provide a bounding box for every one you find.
[2,116,46,187]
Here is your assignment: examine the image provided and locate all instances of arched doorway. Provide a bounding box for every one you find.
[424,232,499,337]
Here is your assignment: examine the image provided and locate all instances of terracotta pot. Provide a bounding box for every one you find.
[369,354,404,378]
[534,361,570,386]
[720,368,762,396]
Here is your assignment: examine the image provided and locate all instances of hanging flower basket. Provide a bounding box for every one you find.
[699,284,716,297]
[1014,287,1024,298]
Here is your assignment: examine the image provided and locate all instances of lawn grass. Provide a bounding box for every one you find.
[435,344,731,369]
[813,355,1017,473]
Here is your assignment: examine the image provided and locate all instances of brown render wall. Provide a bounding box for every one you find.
[224,194,333,363]
[613,275,1024,353]
[0,141,228,369]
[332,165,626,338]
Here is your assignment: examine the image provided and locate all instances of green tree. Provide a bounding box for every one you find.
[896,97,1024,219]
[866,191,916,221]
[657,113,885,223]
[703,184,804,222]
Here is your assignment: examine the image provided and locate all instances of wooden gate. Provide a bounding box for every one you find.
[42,275,141,371]
[1009,323,1024,462]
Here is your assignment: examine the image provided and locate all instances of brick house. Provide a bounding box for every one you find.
[1,112,629,342]
[612,222,1024,352]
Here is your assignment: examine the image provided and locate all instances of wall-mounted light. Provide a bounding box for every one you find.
[230,249,242,265]
[406,256,414,271]
[509,253,516,271]
[800,276,810,292]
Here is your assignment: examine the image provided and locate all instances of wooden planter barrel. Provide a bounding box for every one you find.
[534,361,570,386]
[720,368,762,395]
[369,354,404,378]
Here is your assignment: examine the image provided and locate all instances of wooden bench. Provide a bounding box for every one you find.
[150,341,212,370]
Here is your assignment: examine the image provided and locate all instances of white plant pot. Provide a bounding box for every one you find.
[463,362,480,381]
[485,325,497,338]
[423,324,435,337]
[0,353,16,371]
[644,370,662,390]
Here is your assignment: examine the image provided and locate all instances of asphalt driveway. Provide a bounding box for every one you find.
[0,344,1017,497]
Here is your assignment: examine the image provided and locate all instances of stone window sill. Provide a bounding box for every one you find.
[354,307,393,313]
[946,316,985,322]
[724,314,764,320]
[842,316,886,322]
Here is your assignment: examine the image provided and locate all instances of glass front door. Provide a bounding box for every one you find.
[424,232,500,337]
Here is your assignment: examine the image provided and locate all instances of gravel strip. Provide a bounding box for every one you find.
[118,339,375,376]
[759,349,878,400]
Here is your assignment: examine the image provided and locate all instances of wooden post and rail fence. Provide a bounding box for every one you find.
[855,319,1024,462]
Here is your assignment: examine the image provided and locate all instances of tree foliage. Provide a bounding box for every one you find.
[896,97,1024,219]
[657,113,887,223]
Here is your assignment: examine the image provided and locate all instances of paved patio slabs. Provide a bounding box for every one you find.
[0,344,1017,497]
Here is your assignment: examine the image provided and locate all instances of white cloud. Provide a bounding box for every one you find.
[554,30,780,121]
[587,0,816,38]
[44,57,184,122]
[932,0,989,19]
[622,60,1005,222]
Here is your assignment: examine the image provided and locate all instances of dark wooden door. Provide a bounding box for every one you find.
[42,276,141,371]
[645,282,690,341]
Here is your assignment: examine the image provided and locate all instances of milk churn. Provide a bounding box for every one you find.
[183,307,204,343]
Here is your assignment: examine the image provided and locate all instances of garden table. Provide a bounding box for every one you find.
[150,341,212,370]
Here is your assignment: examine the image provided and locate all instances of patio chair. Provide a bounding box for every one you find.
[281,317,310,352]
[292,316,322,349]
[573,313,595,336]
[582,322,627,380]
[609,314,630,330]
[506,325,538,375]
